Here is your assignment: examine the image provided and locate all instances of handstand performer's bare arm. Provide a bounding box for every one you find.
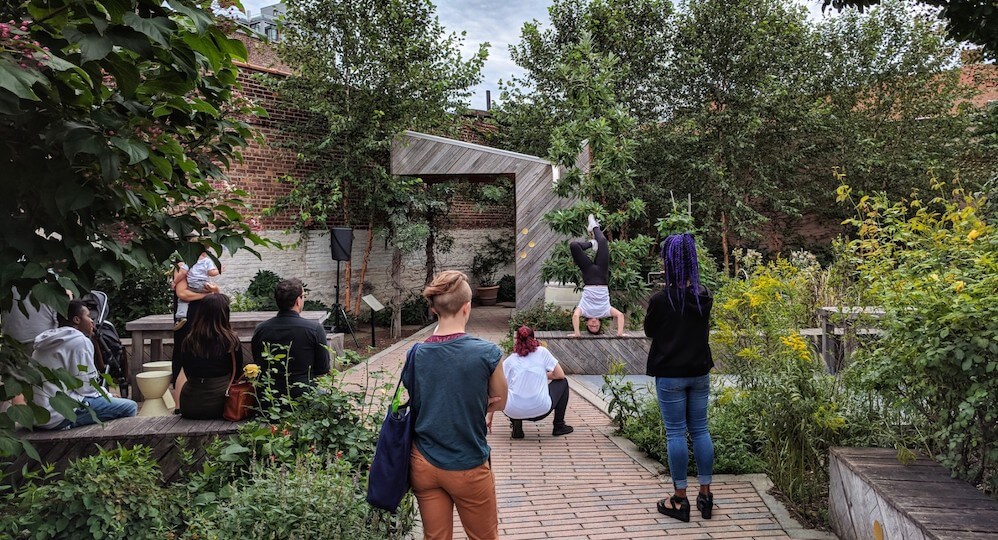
[611,307,628,337]
[568,307,582,337]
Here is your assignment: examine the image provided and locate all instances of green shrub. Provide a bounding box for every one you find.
[497,274,516,303]
[5,446,183,539]
[94,264,173,335]
[509,302,573,333]
[245,270,281,310]
[601,366,765,477]
[373,290,430,327]
[184,456,413,540]
[843,178,998,493]
[200,347,381,489]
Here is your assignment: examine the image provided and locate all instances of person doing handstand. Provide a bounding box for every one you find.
[569,214,627,337]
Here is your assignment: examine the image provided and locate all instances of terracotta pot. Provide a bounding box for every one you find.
[477,285,500,306]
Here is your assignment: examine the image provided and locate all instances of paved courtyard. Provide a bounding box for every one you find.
[342,307,832,539]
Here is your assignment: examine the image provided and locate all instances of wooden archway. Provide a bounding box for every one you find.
[391,131,575,308]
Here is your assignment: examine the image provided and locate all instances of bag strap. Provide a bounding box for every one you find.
[391,343,419,413]
[225,350,237,397]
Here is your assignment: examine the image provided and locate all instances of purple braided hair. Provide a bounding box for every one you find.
[659,233,703,314]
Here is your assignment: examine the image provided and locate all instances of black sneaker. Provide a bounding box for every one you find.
[552,424,574,436]
[511,419,524,439]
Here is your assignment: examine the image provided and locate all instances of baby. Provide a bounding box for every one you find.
[171,252,220,323]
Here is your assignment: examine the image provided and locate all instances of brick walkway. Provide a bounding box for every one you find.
[342,307,826,540]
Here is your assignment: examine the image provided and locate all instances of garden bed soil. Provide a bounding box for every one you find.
[767,485,830,531]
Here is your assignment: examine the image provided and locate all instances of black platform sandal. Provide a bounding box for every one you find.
[657,495,690,522]
[696,492,714,519]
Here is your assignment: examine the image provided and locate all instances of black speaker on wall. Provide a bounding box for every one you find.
[330,227,353,261]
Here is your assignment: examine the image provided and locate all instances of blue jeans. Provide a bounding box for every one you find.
[58,395,138,429]
[655,375,714,489]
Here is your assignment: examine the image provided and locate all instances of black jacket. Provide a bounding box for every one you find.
[643,286,713,378]
[251,310,331,398]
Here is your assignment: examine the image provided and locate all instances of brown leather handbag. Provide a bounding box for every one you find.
[223,351,256,421]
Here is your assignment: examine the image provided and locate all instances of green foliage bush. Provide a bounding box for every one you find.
[497,274,516,303]
[185,457,412,540]
[94,265,173,335]
[374,290,430,327]
[3,446,182,539]
[245,270,282,311]
[471,236,514,287]
[508,302,573,334]
[843,178,998,493]
[601,366,765,477]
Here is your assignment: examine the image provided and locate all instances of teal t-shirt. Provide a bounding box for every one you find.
[401,335,501,471]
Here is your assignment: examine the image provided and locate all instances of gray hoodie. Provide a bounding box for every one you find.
[31,327,102,429]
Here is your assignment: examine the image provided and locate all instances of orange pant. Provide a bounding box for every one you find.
[410,446,498,540]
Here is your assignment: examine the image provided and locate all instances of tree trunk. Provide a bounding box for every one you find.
[424,232,436,287]
[391,246,403,339]
[721,211,730,277]
[353,226,374,317]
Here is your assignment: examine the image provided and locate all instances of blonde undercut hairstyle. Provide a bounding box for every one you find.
[423,270,472,317]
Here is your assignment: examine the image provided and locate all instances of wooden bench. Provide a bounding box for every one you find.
[829,447,998,540]
[535,331,651,374]
[4,416,241,487]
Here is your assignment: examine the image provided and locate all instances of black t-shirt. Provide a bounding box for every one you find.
[643,286,714,378]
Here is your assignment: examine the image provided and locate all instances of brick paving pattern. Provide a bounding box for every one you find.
[342,307,795,539]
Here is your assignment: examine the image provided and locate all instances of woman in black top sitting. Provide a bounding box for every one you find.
[644,233,715,522]
[175,293,243,420]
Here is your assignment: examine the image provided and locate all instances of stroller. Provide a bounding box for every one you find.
[81,291,130,399]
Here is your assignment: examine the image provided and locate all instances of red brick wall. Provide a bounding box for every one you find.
[228,60,513,231]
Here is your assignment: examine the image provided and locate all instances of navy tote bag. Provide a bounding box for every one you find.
[366,344,418,512]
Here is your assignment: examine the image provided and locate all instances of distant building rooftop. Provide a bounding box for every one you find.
[245,2,285,42]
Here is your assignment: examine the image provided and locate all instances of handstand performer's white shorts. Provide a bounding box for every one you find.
[578,285,611,319]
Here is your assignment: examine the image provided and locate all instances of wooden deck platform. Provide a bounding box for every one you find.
[4,416,241,486]
[829,447,998,540]
[535,331,650,374]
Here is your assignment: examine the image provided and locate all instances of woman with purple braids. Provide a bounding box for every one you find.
[644,233,715,522]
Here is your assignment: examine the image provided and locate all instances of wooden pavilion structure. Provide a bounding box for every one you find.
[390,131,579,309]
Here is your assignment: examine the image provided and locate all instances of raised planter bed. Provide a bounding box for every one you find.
[829,447,998,540]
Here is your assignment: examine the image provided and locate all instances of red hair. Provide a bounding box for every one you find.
[513,325,540,356]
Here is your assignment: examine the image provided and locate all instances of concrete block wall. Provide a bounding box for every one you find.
[213,228,514,315]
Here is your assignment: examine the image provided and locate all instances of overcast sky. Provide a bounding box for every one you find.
[239,0,827,111]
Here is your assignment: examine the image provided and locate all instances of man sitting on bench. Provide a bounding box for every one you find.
[31,300,137,429]
[569,215,627,337]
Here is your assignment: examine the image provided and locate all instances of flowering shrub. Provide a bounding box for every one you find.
[842,178,998,492]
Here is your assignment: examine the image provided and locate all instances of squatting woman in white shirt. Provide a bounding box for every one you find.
[488,326,574,438]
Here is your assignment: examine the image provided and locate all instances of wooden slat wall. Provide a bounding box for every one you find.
[5,416,240,487]
[535,331,650,374]
[391,131,576,309]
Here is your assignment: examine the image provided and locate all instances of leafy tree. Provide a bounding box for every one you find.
[641,0,986,271]
[0,0,270,451]
[824,0,998,58]
[495,0,671,156]
[269,0,486,318]
[644,0,821,273]
[540,33,653,313]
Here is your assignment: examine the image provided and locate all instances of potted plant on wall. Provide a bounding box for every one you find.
[471,236,514,306]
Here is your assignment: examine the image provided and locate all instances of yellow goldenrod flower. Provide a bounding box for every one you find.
[953,281,966,293]
[967,228,981,242]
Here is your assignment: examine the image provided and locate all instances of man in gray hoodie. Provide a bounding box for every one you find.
[32,300,137,429]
